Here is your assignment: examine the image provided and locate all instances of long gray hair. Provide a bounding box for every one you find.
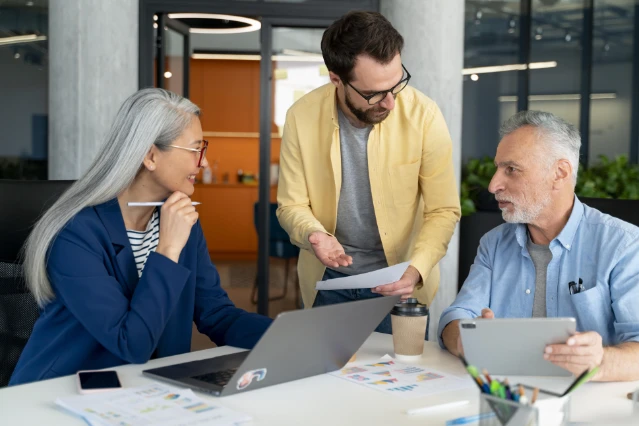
[24,88,200,306]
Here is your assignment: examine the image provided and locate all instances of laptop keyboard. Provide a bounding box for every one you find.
[191,368,238,387]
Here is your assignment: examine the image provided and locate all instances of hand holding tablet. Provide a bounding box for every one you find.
[459,317,577,376]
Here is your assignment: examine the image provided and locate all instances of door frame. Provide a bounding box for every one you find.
[155,14,190,98]
[138,0,379,316]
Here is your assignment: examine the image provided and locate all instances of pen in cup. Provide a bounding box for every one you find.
[503,378,513,400]
[127,202,201,206]
[459,356,490,394]
[518,384,528,405]
[482,369,493,384]
[531,387,540,404]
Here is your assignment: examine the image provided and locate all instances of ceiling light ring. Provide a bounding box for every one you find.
[167,13,261,34]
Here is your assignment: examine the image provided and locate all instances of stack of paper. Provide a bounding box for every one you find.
[55,383,251,426]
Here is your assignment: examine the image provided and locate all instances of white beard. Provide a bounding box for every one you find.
[499,191,551,224]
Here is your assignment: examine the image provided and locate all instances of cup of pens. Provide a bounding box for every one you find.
[478,388,569,426]
[459,356,599,426]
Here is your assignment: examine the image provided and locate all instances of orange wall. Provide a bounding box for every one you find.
[194,184,278,260]
[189,59,281,259]
[190,59,277,133]
[190,58,280,181]
[204,137,280,183]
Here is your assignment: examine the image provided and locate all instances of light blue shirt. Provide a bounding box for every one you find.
[439,197,639,348]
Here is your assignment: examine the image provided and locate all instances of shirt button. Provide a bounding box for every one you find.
[566,244,571,248]
[525,289,531,294]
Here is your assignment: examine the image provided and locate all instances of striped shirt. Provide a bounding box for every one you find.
[126,209,160,277]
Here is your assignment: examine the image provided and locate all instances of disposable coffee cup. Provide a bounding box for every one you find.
[390,298,428,362]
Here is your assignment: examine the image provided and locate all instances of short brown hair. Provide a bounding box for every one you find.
[321,11,404,83]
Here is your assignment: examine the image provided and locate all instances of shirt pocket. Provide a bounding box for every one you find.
[568,284,607,333]
[389,159,420,206]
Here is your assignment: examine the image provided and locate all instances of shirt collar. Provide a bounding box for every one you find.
[515,195,584,251]
[328,85,339,129]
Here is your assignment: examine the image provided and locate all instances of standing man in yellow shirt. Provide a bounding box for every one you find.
[276,11,460,335]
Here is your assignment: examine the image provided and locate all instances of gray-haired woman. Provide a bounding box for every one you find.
[10,88,272,386]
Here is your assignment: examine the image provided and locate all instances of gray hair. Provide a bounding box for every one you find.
[499,110,581,184]
[24,88,200,306]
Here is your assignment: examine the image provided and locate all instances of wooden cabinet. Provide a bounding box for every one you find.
[193,184,277,261]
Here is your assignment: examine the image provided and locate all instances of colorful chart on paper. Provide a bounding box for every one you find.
[330,355,473,399]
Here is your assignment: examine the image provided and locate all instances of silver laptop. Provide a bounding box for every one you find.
[143,295,401,396]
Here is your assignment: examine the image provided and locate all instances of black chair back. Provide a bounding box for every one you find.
[0,179,73,387]
[580,197,639,228]
[253,202,300,259]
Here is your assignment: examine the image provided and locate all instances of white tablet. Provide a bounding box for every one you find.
[459,317,576,377]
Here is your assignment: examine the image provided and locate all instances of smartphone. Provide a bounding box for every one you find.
[76,370,122,394]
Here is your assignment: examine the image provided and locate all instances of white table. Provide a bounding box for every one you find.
[1,333,638,425]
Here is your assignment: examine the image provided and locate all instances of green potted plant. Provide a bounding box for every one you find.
[460,156,497,216]
[575,155,639,200]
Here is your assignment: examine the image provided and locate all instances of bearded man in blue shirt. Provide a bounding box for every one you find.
[439,110,639,381]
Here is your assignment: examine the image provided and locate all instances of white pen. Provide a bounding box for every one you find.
[405,400,470,415]
[127,202,201,206]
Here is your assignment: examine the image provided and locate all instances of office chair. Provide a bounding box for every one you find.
[0,179,73,387]
[580,197,639,228]
[250,202,300,306]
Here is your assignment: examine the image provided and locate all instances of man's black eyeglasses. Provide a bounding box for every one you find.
[346,64,411,105]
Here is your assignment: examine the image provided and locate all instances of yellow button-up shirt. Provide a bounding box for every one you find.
[277,83,460,308]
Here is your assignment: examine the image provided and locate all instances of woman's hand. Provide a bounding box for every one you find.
[155,191,199,262]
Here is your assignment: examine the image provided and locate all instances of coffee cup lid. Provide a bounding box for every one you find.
[391,298,428,317]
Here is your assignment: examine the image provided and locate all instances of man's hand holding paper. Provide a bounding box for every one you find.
[372,265,422,300]
[315,262,411,292]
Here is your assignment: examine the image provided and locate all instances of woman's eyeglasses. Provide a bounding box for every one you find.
[159,140,209,167]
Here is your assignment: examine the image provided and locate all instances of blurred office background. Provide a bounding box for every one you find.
[1,0,637,348]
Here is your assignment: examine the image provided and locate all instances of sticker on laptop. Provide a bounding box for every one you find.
[236,368,267,390]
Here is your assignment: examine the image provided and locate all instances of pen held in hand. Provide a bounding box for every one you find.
[127,201,201,206]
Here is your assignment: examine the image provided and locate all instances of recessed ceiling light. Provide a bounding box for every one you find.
[167,13,261,34]
[462,61,557,75]
[0,34,47,46]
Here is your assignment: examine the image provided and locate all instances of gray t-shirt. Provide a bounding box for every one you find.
[527,235,552,318]
[331,108,388,276]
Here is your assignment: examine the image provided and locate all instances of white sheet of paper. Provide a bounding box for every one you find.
[55,383,251,426]
[315,262,410,290]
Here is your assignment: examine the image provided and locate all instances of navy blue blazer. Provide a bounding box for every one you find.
[10,199,272,385]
